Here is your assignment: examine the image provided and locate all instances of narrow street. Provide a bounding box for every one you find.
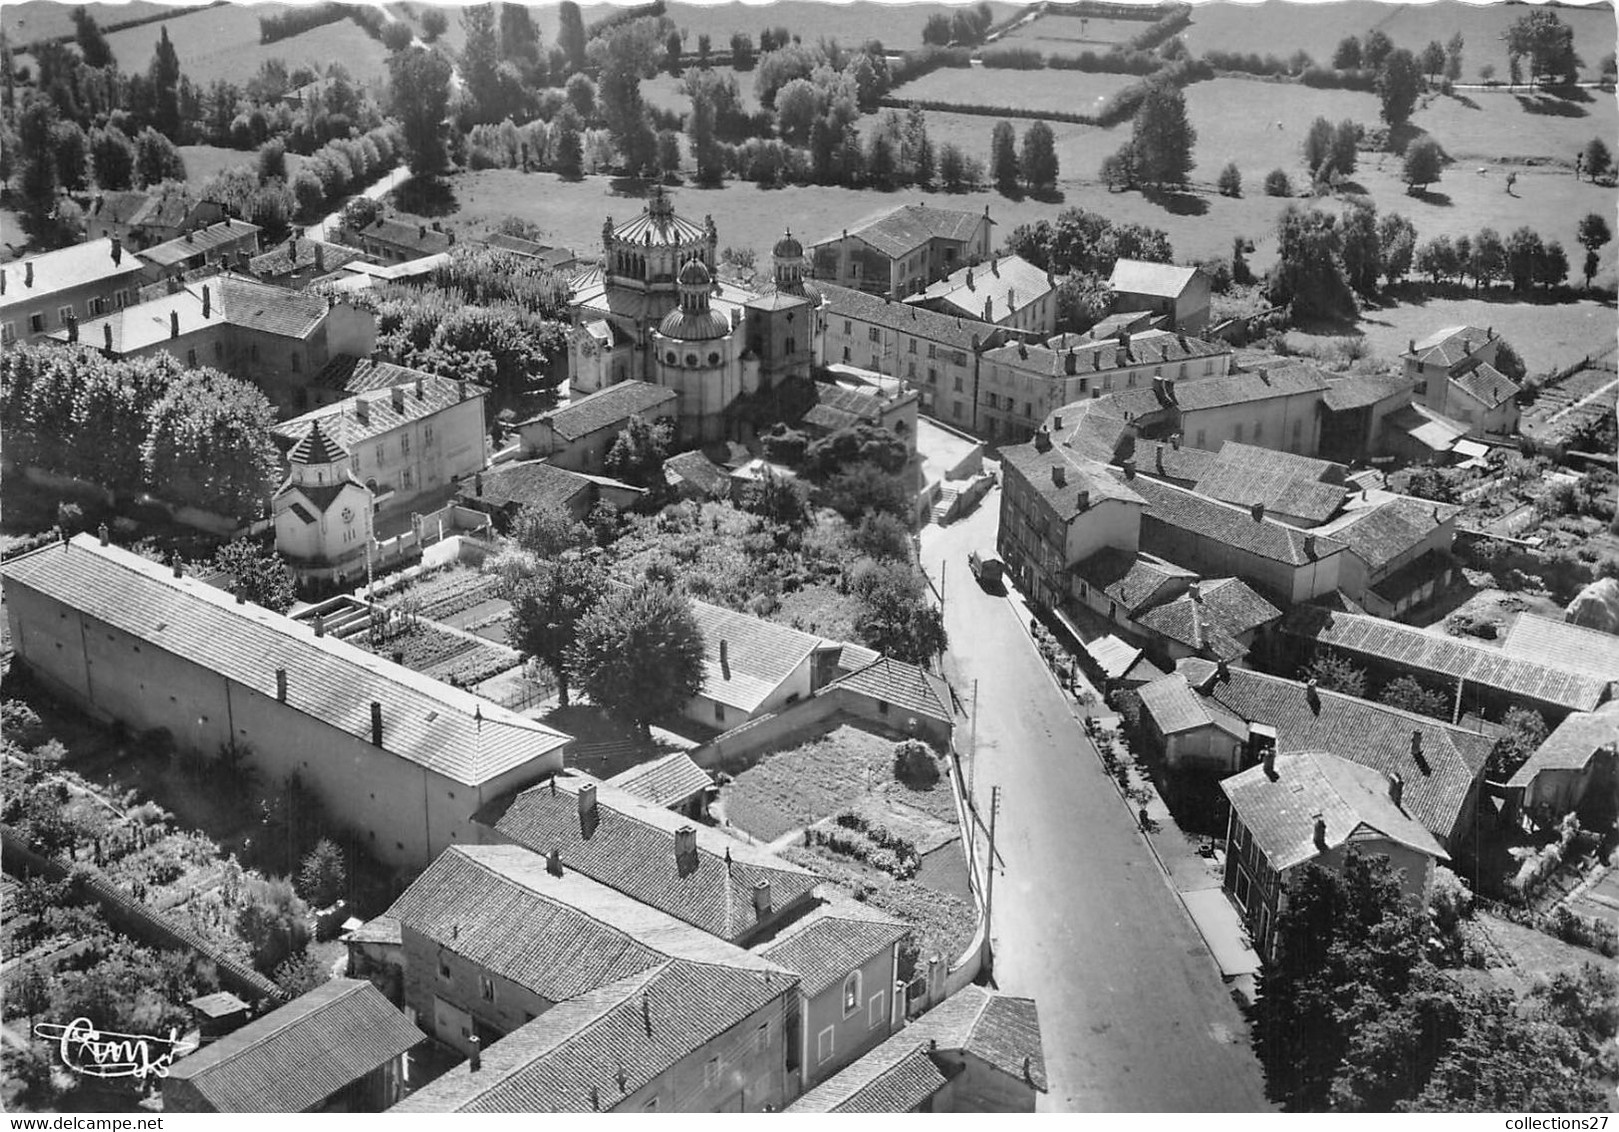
[921,487,1270,1112]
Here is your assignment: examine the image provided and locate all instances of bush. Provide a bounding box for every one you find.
[893,739,941,787]
[1217,161,1242,197]
[1264,168,1292,196]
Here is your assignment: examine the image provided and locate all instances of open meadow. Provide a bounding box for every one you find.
[655,0,1021,51]
[1181,0,1617,83]
[179,143,304,188]
[1,0,180,43]
[889,64,1141,116]
[997,13,1157,51]
[1410,86,1617,165]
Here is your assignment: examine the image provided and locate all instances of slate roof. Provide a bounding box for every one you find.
[789,1042,947,1113]
[1280,607,1610,715]
[1128,475,1346,567]
[165,979,419,1113]
[50,274,330,352]
[908,253,1052,322]
[352,216,454,255]
[1323,373,1413,412]
[1452,361,1520,409]
[1221,751,1449,872]
[604,752,713,809]
[247,238,361,281]
[137,220,261,268]
[1135,578,1281,662]
[1508,704,1619,786]
[755,902,907,996]
[1108,259,1200,298]
[286,420,348,465]
[1412,325,1493,369]
[273,375,482,451]
[984,328,1227,378]
[484,772,819,943]
[1071,548,1195,616]
[1191,461,1347,526]
[384,845,795,1003]
[1502,615,1619,683]
[1313,495,1457,573]
[691,598,827,713]
[820,282,996,353]
[520,381,676,438]
[392,960,789,1113]
[1168,361,1331,411]
[825,203,989,259]
[0,537,571,786]
[1137,672,1250,738]
[1132,439,1220,484]
[458,460,594,513]
[820,656,953,726]
[1175,659,1495,846]
[1,237,147,303]
[1003,441,1145,522]
[662,449,730,496]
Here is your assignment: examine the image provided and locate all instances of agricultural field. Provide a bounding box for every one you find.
[997,13,1155,51]
[887,65,1141,117]
[658,0,1022,52]
[1522,364,1619,448]
[1181,76,1383,176]
[1,0,180,43]
[1180,0,1618,83]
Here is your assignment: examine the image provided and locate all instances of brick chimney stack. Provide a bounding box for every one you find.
[370,701,383,747]
[752,879,773,920]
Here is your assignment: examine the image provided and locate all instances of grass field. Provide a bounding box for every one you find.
[659,0,1021,51]
[1,0,183,43]
[1181,0,1617,83]
[1184,76,1382,175]
[178,143,305,188]
[889,65,1140,116]
[998,13,1153,51]
[1411,87,1618,165]
[641,67,765,116]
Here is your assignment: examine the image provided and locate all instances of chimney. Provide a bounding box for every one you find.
[752,879,773,920]
[391,386,405,413]
[1215,658,1229,682]
[1411,731,1430,774]
[1051,465,1067,488]
[314,243,325,272]
[1263,742,1276,779]
[314,615,325,637]
[289,239,298,265]
[1122,458,1136,480]
[1155,446,1164,474]
[67,313,78,344]
[1387,772,1404,810]
[201,285,211,318]
[24,261,33,288]
[275,668,287,702]
[983,297,993,323]
[546,848,563,876]
[469,1035,481,1073]
[1313,816,1327,851]
[1171,433,1181,450]
[1053,413,1064,430]
[1407,337,1416,355]
[186,229,194,243]
[419,224,427,240]
[98,523,109,546]
[457,379,467,401]
[370,701,383,747]
[965,267,974,291]
[355,397,369,424]
[578,782,598,822]
[1076,489,1089,511]
[1304,534,1317,558]
[1305,677,1320,712]
[1250,501,1265,522]
[224,215,231,228]
[448,231,456,246]
[1189,582,1202,602]
[719,639,730,680]
[474,472,483,496]
[1033,427,1052,453]
[235,585,245,604]
[991,256,1000,277]
[170,310,180,339]
[172,557,182,578]
[414,377,424,400]
[675,825,697,861]
[111,236,122,266]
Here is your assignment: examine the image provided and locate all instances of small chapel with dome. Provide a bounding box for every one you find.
[568,185,825,443]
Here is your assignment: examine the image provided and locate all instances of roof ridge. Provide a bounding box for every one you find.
[177,980,364,1077]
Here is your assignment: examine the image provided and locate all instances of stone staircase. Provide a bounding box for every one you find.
[930,486,960,526]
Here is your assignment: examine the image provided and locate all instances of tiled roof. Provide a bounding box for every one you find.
[1168,361,1330,411]
[820,657,953,725]
[691,598,827,713]
[1501,615,1619,683]
[1108,259,1200,299]
[392,960,788,1113]
[51,274,330,352]
[1068,310,1157,342]
[1280,607,1610,714]
[458,460,593,513]
[985,328,1227,378]
[520,381,676,439]
[1071,548,1194,616]
[756,901,907,996]
[1413,325,1492,368]
[820,282,996,353]
[603,752,713,809]
[1044,396,1136,464]
[385,844,795,1002]
[1314,494,1456,573]
[908,254,1052,323]
[133,192,207,232]
[802,382,886,433]
[823,203,989,259]
[311,355,437,394]
[1129,475,1346,567]
[137,220,261,268]
[273,374,482,451]
[286,420,348,465]
[248,238,360,280]
[352,216,454,255]
[662,450,729,495]
[1085,634,1148,681]
[1136,578,1281,661]
[485,772,819,943]
[1452,361,1520,409]
[1323,373,1412,412]
[1,238,147,302]
[88,189,152,226]
[188,991,249,1019]
[790,1041,947,1112]
[1221,751,1448,872]
[1132,439,1219,484]
[1003,441,1145,522]
[0,537,571,786]
[1191,456,1347,527]
[1138,672,1249,738]
[477,233,579,269]
[833,642,883,675]
[1175,659,1495,845]
[1385,403,1470,452]
[165,979,419,1113]
[1508,704,1619,785]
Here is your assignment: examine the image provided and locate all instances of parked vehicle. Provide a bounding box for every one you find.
[968,549,1004,588]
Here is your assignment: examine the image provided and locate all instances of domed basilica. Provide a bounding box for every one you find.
[568,185,826,442]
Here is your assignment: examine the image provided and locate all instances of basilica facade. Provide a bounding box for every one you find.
[568,186,826,443]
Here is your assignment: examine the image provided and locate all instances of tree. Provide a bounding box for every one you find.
[553,108,584,177]
[1339,200,1381,296]
[236,876,312,974]
[1576,213,1611,286]
[923,12,954,46]
[511,499,593,558]
[603,414,672,488]
[256,138,287,184]
[87,124,136,191]
[148,26,183,137]
[851,560,948,665]
[1503,9,1578,87]
[73,7,115,69]
[1378,675,1449,719]
[1378,212,1417,285]
[903,104,934,188]
[1020,120,1059,195]
[730,32,756,71]
[1217,161,1242,197]
[461,5,503,122]
[508,554,607,706]
[142,369,279,520]
[421,8,448,42]
[388,47,453,175]
[558,1,587,73]
[571,583,705,732]
[1332,36,1363,70]
[1131,81,1196,187]
[1420,40,1446,82]
[1263,168,1292,197]
[1505,226,1545,293]
[1329,120,1359,178]
[853,511,913,561]
[1583,137,1612,181]
[1402,135,1443,192]
[1361,29,1394,70]
[1489,707,1549,780]
[775,78,820,145]
[990,120,1019,194]
[1376,49,1423,128]
[1469,227,1506,291]
[739,470,813,531]
[1444,32,1464,82]
[1304,116,1334,175]
[1535,240,1569,291]
[1271,205,1356,321]
[51,120,89,193]
[590,20,661,172]
[214,538,296,612]
[297,838,347,908]
[1301,648,1366,698]
[1415,235,1459,284]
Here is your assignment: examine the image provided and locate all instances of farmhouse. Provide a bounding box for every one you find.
[136,219,263,282]
[456,460,643,527]
[339,216,457,263]
[1107,259,1211,334]
[1506,703,1619,825]
[515,380,678,473]
[904,253,1056,337]
[1,237,149,344]
[0,535,573,870]
[1309,493,1460,619]
[809,203,995,299]
[1318,373,1416,465]
[687,599,834,730]
[1404,325,1522,438]
[1221,750,1449,962]
[84,190,229,249]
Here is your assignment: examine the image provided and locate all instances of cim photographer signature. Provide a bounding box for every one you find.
[34,1019,196,1080]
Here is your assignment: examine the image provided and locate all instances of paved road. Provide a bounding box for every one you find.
[308,164,414,243]
[921,488,1270,1112]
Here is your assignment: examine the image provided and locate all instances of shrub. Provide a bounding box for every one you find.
[1217,161,1242,197]
[1264,168,1292,196]
[893,739,941,787]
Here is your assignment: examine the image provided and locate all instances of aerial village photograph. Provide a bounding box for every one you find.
[0,0,1614,1119]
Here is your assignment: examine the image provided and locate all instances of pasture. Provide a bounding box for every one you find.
[658,0,1022,52]
[888,65,1140,117]
[178,143,305,188]
[1181,0,1617,83]
[997,13,1154,51]
[1,0,180,44]
[1411,86,1617,165]
[1183,76,1382,177]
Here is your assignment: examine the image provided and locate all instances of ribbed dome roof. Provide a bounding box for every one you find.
[773,231,803,258]
[287,419,348,465]
[678,258,712,286]
[658,308,732,342]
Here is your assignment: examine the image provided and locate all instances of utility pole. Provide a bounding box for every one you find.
[967,680,980,860]
[985,785,1001,943]
[938,559,946,618]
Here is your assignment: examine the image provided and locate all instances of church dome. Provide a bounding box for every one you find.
[678,258,712,287]
[773,231,803,259]
[658,307,731,342]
